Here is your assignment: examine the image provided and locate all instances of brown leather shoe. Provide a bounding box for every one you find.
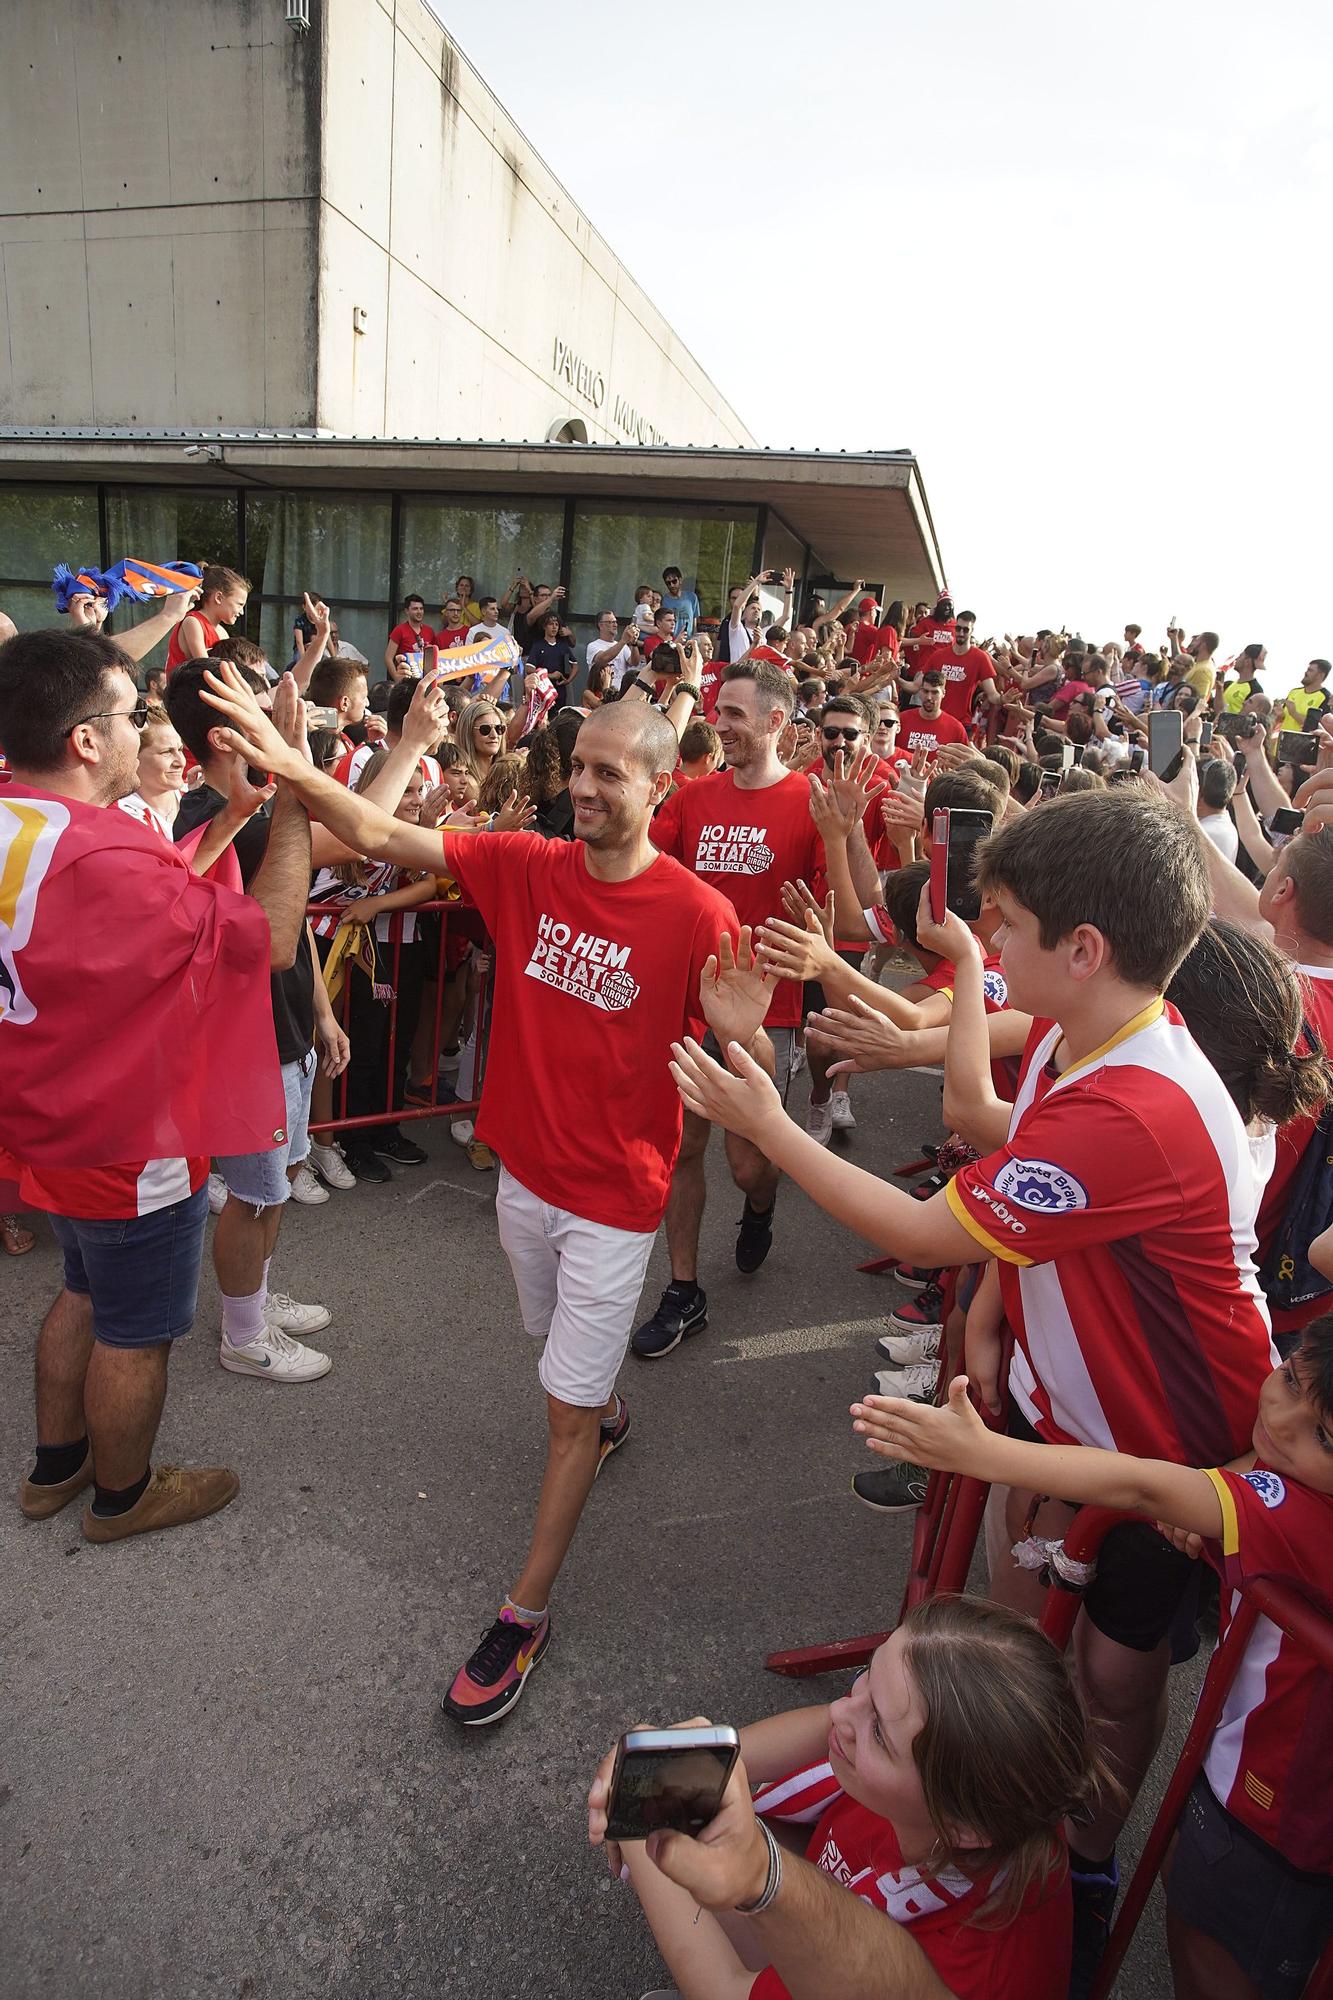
[18,1449,93,1520]
[82,1463,240,1544]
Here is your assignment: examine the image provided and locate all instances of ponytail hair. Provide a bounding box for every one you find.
[1167,917,1333,1128]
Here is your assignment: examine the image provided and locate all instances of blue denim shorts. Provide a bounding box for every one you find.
[215,1050,315,1211]
[49,1186,209,1349]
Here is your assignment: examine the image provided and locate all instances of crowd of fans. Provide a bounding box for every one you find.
[1,553,1331,2000]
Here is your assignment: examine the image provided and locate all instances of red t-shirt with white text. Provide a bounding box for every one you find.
[901,710,969,756]
[749,1761,1070,2000]
[936,645,994,723]
[904,616,955,675]
[441,832,738,1231]
[652,768,821,1028]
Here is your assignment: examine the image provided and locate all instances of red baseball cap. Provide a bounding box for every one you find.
[859,597,876,611]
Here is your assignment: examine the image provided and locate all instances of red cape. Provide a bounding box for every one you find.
[0,788,284,1168]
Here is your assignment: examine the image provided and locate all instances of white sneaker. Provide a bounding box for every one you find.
[805,1099,834,1146]
[220,1322,332,1382]
[309,1140,356,1190]
[207,1172,227,1216]
[450,1118,475,1147]
[265,1291,332,1336]
[289,1163,330,1206]
[872,1360,941,1400]
[790,1039,807,1077]
[830,1089,856,1131]
[877,1326,942,1366]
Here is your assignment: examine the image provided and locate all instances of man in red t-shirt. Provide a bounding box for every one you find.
[433,593,470,651]
[196,675,766,1729]
[901,593,956,678]
[900,674,969,756]
[636,660,881,1357]
[383,593,436,678]
[936,611,1000,725]
[848,597,888,667]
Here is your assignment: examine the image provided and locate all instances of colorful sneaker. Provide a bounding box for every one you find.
[219,1324,332,1383]
[632,1282,708,1359]
[736,1197,776,1274]
[852,1462,929,1512]
[886,1282,946,1337]
[876,1325,942,1366]
[265,1292,332,1336]
[596,1393,631,1476]
[289,1163,330,1206]
[892,1262,941,1293]
[309,1140,357,1190]
[871,1360,942,1400]
[805,1098,834,1146]
[442,1605,551,1726]
[830,1089,856,1131]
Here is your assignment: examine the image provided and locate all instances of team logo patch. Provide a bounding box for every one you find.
[1241,1470,1286,1509]
[993,1157,1089,1213]
[982,968,1008,1007]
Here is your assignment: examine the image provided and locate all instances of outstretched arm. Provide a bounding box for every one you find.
[115,590,195,663]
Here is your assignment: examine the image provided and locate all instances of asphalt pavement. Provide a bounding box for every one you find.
[1,1059,1190,1999]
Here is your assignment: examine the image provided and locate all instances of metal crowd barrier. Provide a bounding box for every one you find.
[305,898,491,1138]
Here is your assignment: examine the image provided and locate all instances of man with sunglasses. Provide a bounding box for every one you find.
[800,698,897,1145]
[0,629,290,1544]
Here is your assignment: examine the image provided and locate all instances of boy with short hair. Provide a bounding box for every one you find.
[669,787,1277,1982]
[854,1322,1333,2000]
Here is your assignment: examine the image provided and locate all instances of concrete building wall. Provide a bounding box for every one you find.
[0,0,753,449]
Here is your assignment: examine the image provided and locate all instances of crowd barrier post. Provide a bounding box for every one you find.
[306,899,491,1138]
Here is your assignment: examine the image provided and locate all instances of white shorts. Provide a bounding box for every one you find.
[495,1167,657,1408]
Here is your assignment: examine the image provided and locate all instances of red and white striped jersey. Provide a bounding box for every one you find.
[15,1153,208,1221]
[946,999,1276,1462]
[750,1761,1070,2000]
[308,861,420,946]
[334,743,443,792]
[1202,1464,1333,1872]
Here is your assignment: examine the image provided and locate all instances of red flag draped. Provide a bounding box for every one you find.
[0,788,284,1169]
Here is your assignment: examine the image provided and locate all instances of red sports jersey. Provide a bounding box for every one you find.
[1257,964,1333,1336]
[441,831,738,1231]
[901,710,968,757]
[936,645,994,724]
[435,624,470,649]
[750,1761,1070,2000]
[15,1154,209,1221]
[1202,1464,1333,1871]
[946,1000,1276,1460]
[912,953,1017,1097]
[699,659,724,718]
[164,612,220,675]
[904,616,956,675]
[652,768,821,1029]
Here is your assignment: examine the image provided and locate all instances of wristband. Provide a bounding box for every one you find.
[634,677,658,696]
[674,683,702,703]
[735,1817,782,1915]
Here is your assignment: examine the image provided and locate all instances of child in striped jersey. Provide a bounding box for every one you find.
[857,1319,1333,2000]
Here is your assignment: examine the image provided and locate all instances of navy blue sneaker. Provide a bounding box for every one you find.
[632,1283,708,1359]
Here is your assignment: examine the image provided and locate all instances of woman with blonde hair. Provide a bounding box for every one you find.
[455,697,510,788]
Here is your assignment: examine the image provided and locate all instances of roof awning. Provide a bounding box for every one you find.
[0,431,947,600]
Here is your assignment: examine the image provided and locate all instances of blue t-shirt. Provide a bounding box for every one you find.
[659,589,701,637]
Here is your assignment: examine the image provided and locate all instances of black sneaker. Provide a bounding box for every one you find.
[341,1145,391,1183]
[1068,1856,1119,2000]
[735,1198,775,1274]
[852,1463,929,1512]
[632,1283,708,1359]
[371,1131,428,1165]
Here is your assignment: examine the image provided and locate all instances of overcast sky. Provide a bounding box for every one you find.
[441,0,1330,690]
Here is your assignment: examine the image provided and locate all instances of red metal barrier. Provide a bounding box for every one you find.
[305,899,491,1137]
[1091,1573,1333,2000]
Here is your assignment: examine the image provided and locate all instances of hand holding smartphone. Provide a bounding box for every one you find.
[604,1726,740,1843]
[929,808,992,924]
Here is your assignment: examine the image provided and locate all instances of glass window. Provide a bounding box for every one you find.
[103,488,240,577]
[397,499,564,616]
[0,584,66,634]
[0,486,100,581]
[569,503,757,629]
[247,492,391,610]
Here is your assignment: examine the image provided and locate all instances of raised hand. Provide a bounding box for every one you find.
[807,768,857,843]
[913,882,979,966]
[224,752,275,820]
[806,992,916,1074]
[201,658,301,778]
[699,926,774,1052]
[269,671,310,757]
[851,1372,987,1471]
[828,746,888,825]
[402,673,450,753]
[493,788,536,833]
[780,878,834,944]
[755,908,836,984]
[669,1034,785,1147]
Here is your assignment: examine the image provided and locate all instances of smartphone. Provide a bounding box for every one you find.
[1148,709,1184,778]
[1061,740,1076,771]
[306,705,340,730]
[1072,744,1086,766]
[1269,807,1304,853]
[929,808,993,924]
[1129,745,1146,775]
[604,1727,740,1843]
[422,643,439,680]
[1217,713,1255,744]
[1199,719,1214,751]
[1038,767,1062,800]
[1278,732,1319,768]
